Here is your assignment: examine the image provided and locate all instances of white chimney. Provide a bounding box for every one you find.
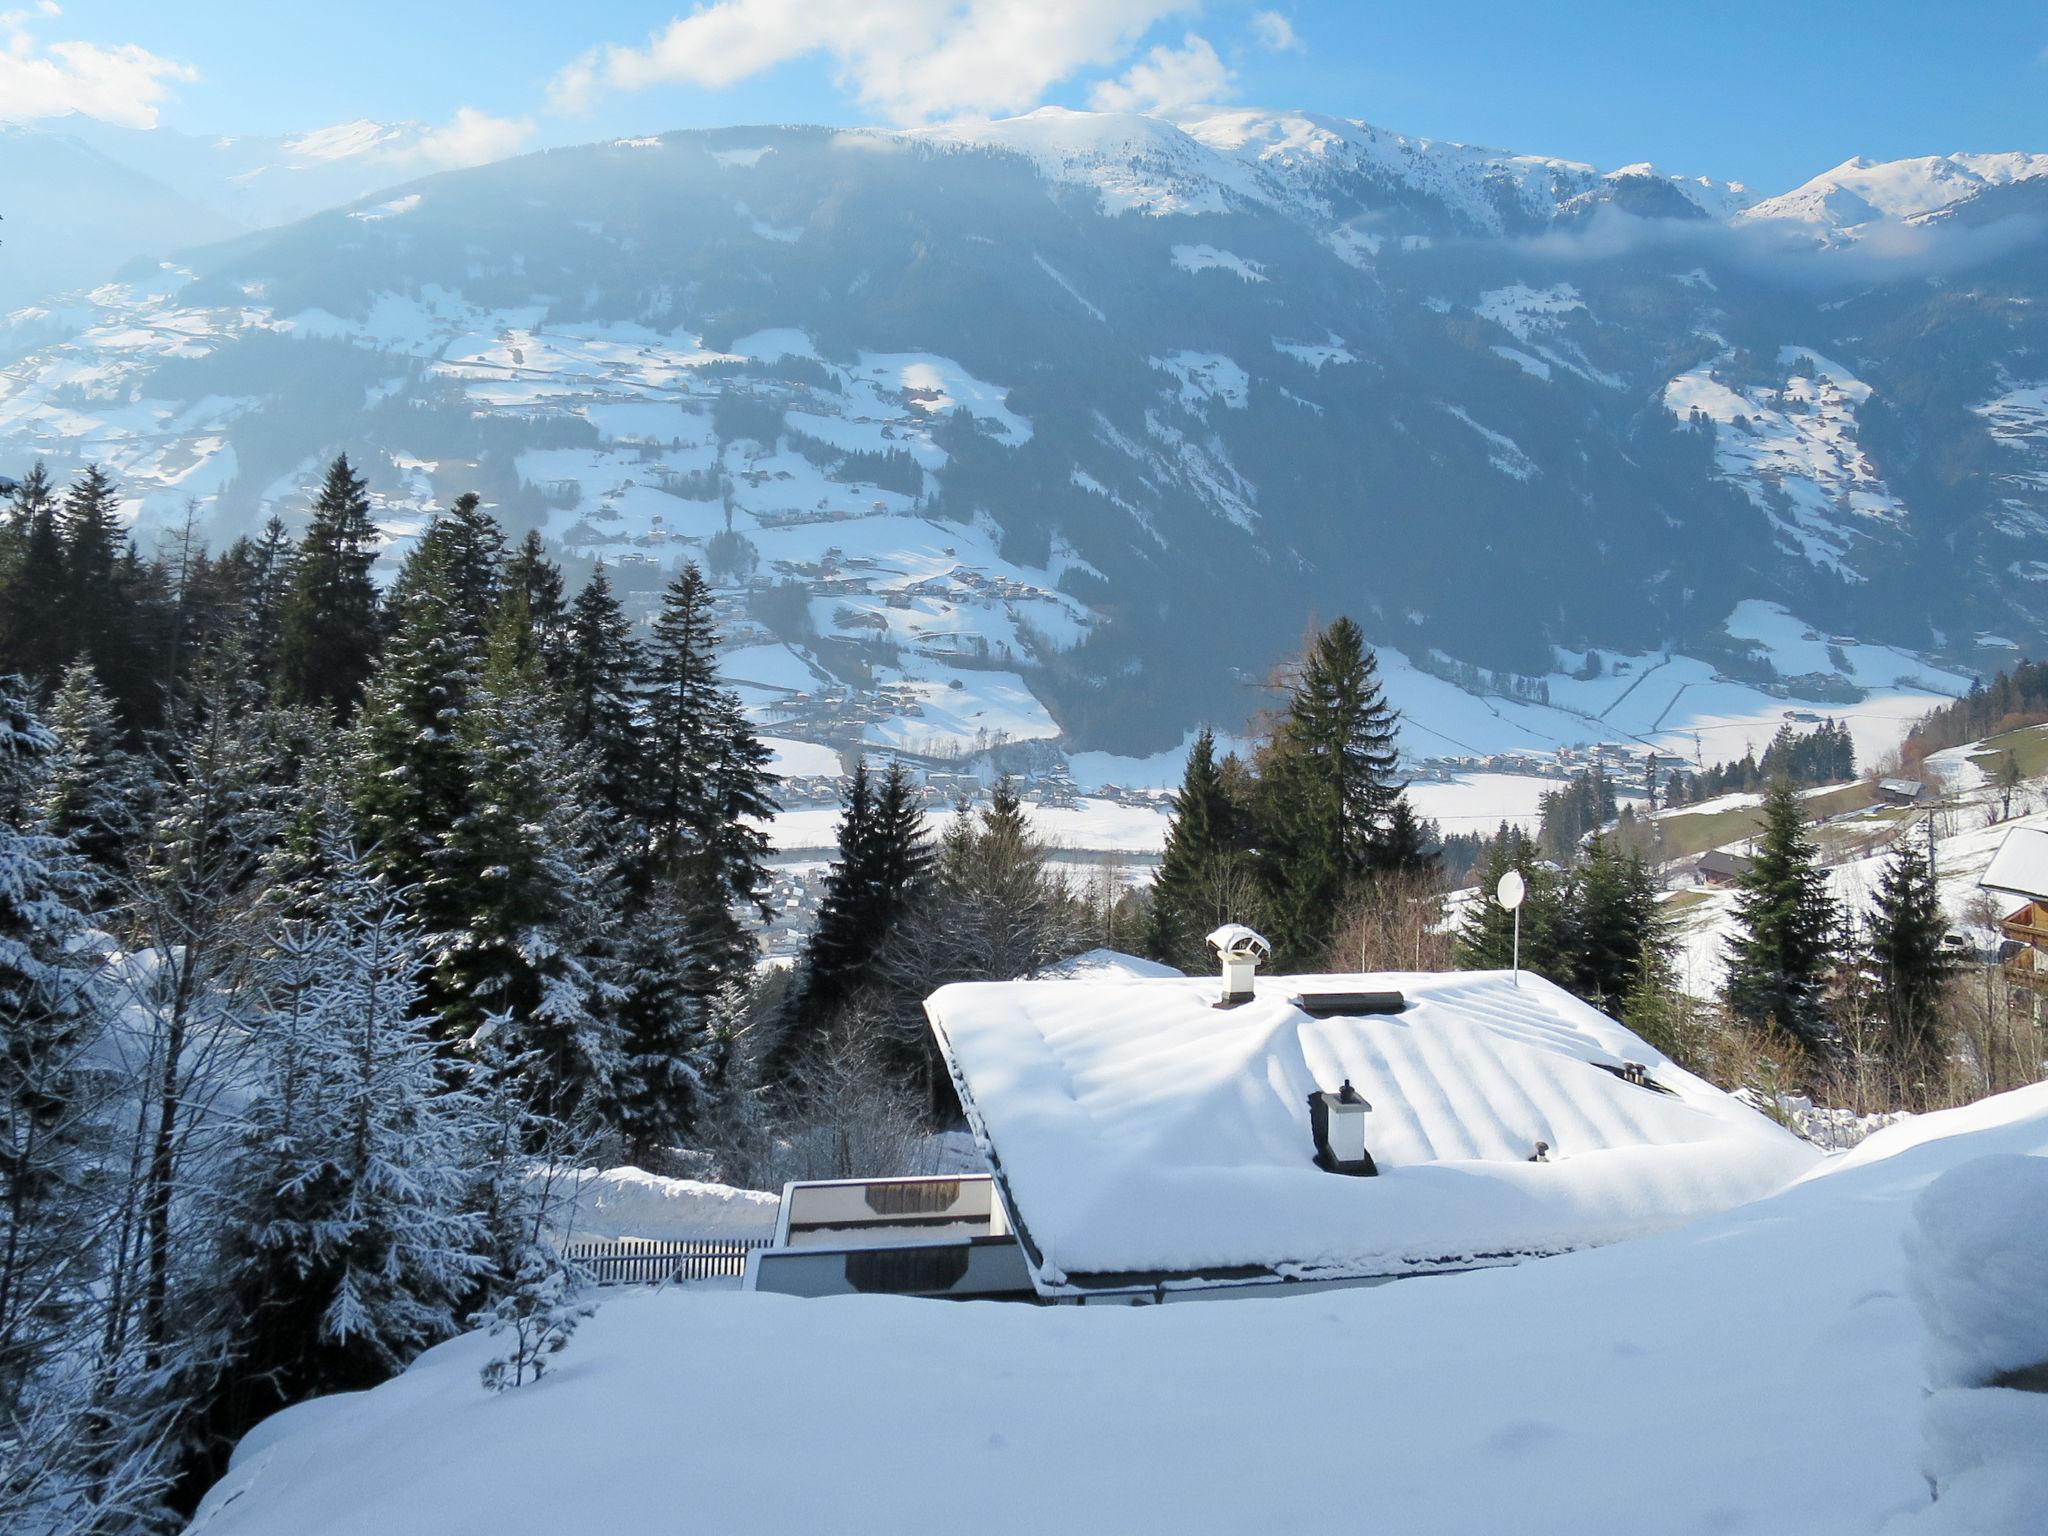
[1206,924,1270,1008]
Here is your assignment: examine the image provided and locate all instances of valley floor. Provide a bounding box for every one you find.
[190,1086,2048,1536]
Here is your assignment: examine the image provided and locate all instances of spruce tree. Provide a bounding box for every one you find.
[350,526,486,951]
[218,841,487,1417]
[462,1022,592,1392]
[1866,840,1955,1098]
[278,455,381,714]
[0,465,69,691]
[780,761,931,1065]
[1570,834,1666,1011]
[1149,728,1255,972]
[606,886,718,1161]
[504,530,571,684]
[56,465,157,724]
[435,595,623,1110]
[641,563,777,993]
[1376,796,1438,876]
[1724,780,1839,1051]
[563,564,644,819]
[642,562,723,869]
[1260,618,1401,965]
[435,492,508,646]
[34,660,149,878]
[0,680,110,1412]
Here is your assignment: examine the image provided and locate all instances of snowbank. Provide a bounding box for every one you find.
[1885,1152,2048,1535]
[192,1083,2048,1536]
[554,1168,779,1243]
[1905,1154,2048,1390]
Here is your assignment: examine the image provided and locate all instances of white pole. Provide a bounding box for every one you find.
[1512,906,1521,988]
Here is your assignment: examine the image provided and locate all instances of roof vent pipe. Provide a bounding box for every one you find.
[1206,924,1270,1008]
[1308,1079,1378,1176]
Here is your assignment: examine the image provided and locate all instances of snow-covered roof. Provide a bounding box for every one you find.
[1981,826,2048,901]
[926,969,1817,1296]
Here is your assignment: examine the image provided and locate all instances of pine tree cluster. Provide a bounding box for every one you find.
[1146,618,1436,974]
[0,457,783,1522]
[1663,718,1856,806]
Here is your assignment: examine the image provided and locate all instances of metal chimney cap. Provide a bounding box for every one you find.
[1205,924,1271,962]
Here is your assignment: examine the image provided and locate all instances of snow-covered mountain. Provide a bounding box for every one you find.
[1,109,2042,756]
[1740,151,2048,237]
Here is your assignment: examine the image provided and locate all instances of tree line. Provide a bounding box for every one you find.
[1904,660,2048,761]
[1662,718,1856,806]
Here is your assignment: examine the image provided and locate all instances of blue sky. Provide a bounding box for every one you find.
[6,1,2046,192]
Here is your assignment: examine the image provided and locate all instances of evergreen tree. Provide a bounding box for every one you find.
[1570,834,1666,1011]
[641,563,778,993]
[351,525,488,943]
[780,761,931,1065]
[278,455,381,714]
[504,531,571,684]
[0,680,109,1412]
[462,1021,591,1392]
[641,563,723,869]
[1724,780,1840,1050]
[1866,840,1956,1098]
[1149,728,1257,972]
[233,516,297,681]
[1260,618,1401,964]
[1376,796,1438,876]
[217,842,487,1419]
[0,465,69,691]
[433,492,507,646]
[34,660,149,878]
[563,564,644,820]
[605,887,717,1161]
[56,465,159,725]
[434,596,623,1111]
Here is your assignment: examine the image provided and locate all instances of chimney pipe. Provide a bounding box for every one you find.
[1206,924,1271,1008]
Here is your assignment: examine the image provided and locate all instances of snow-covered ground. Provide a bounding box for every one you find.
[192,1084,2048,1535]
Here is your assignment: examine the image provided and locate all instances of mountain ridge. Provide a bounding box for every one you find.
[1,110,2042,754]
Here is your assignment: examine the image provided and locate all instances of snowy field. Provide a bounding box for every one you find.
[192,1084,2048,1535]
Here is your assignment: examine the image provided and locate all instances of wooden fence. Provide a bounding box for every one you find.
[564,1236,774,1286]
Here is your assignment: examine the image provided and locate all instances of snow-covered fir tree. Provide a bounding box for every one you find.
[437,593,623,1115]
[219,839,487,1400]
[34,659,149,877]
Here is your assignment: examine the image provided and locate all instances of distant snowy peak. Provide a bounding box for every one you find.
[905,106,1749,233]
[900,107,1280,217]
[1741,152,2048,234]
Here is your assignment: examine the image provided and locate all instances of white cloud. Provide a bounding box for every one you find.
[1250,10,1303,54]
[0,11,194,128]
[282,109,535,174]
[1087,32,1233,116]
[550,0,1193,125]
[416,107,535,169]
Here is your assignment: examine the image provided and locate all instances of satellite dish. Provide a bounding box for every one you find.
[1496,870,1526,911]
